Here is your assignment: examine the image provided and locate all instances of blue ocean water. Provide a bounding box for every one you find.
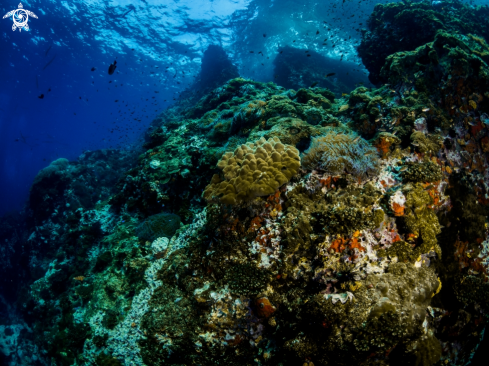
[0,0,387,216]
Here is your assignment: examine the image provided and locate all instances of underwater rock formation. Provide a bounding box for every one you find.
[197,45,240,93]
[136,213,181,241]
[29,150,136,224]
[4,8,489,365]
[273,45,370,93]
[163,45,240,122]
[358,0,489,84]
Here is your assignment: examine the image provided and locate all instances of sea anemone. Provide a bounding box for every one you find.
[301,128,379,180]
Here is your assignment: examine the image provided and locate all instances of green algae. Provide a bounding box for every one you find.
[402,184,442,258]
[401,161,442,183]
[411,131,443,155]
[320,206,375,235]
[223,263,271,296]
[383,240,416,263]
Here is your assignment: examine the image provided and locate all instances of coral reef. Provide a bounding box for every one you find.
[358,0,489,84]
[301,128,379,180]
[203,136,300,205]
[273,45,370,93]
[401,161,442,183]
[135,213,181,241]
[3,8,489,366]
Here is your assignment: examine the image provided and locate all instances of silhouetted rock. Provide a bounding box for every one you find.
[273,46,369,93]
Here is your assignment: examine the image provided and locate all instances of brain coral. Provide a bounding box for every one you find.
[301,129,379,179]
[136,213,181,241]
[203,136,300,205]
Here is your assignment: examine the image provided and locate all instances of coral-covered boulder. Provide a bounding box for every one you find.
[358,0,489,84]
[136,212,181,241]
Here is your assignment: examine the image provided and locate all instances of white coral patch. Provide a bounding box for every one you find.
[324,291,354,304]
[390,190,406,208]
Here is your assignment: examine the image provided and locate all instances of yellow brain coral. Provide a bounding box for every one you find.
[203,137,300,205]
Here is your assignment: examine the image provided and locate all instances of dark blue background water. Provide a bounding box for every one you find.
[1,0,486,216]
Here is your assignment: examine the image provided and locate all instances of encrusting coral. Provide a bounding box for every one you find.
[203,136,300,205]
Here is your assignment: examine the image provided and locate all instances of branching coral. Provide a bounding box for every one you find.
[301,129,379,180]
[203,137,300,205]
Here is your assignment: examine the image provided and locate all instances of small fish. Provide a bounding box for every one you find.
[115,100,118,102]
[412,142,420,146]
[38,94,44,99]
[316,30,319,35]
[378,128,386,131]
[310,82,318,87]
[451,105,456,109]
[48,88,51,92]
[108,60,117,75]
[353,136,361,143]
[468,120,478,126]
[342,93,348,97]
[263,33,266,37]
[91,67,96,71]
[42,54,57,70]
[45,44,52,57]
[422,107,430,112]
[326,72,336,77]
[424,185,435,191]
[400,166,408,171]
